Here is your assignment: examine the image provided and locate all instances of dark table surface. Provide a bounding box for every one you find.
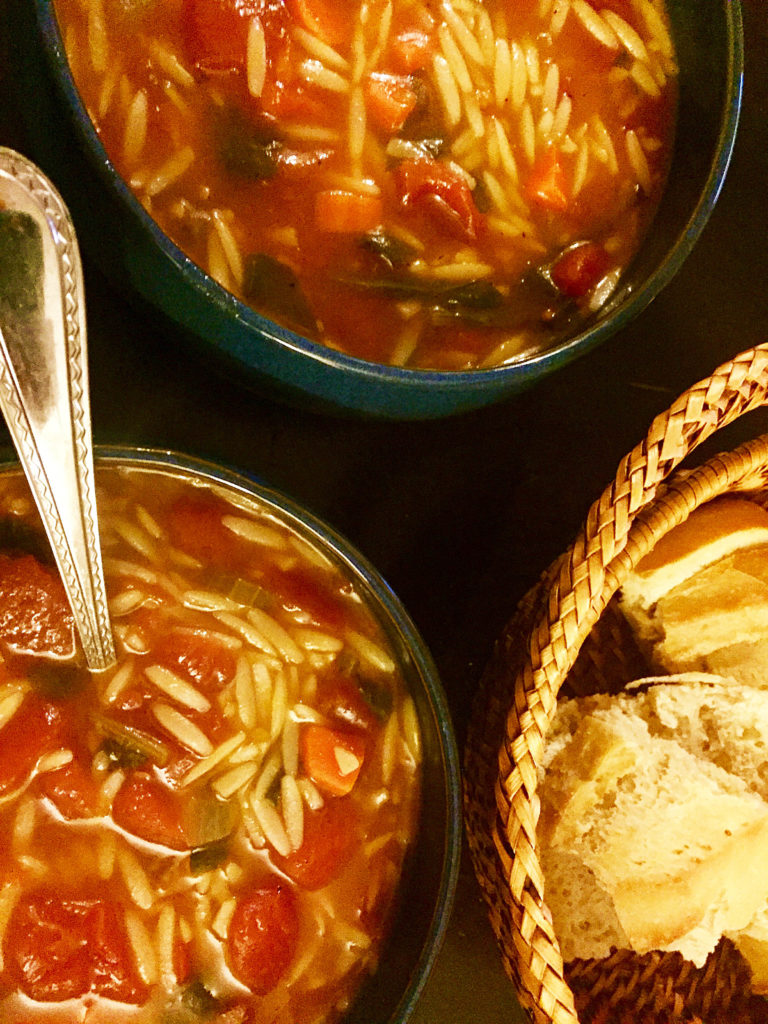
[1,3,767,1021]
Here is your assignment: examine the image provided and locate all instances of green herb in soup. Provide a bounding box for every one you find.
[0,467,421,1024]
[54,0,677,370]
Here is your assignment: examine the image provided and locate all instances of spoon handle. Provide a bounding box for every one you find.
[0,147,115,671]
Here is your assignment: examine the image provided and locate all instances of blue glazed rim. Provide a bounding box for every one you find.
[74,445,462,1024]
[32,0,744,413]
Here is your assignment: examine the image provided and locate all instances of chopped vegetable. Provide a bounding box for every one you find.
[526,147,569,212]
[8,891,146,1003]
[390,27,435,72]
[550,241,611,298]
[112,771,189,850]
[0,694,65,797]
[273,798,361,889]
[94,714,171,767]
[364,73,419,135]
[394,158,481,240]
[183,0,262,72]
[288,0,350,47]
[242,252,318,335]
[360,229,417,269]
[314,190,384,234]
[215,107,281,181]
[38,748,101,819]
[0,553,75,657]
[183,788,239,847]
[227,881,299,993]
[189,839,229,874]
[301,723,366,796]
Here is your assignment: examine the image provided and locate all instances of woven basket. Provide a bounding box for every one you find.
[464,344,768,1024]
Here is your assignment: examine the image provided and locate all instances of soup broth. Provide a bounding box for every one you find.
[0,465,421,1023]
[54,0,677,370]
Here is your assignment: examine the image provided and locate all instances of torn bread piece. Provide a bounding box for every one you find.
[539,682,768,968]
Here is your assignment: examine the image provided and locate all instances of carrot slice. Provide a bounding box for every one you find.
[314,190,384,234]
[526,148,569,212]
[301,724,366,796]
[364,72,418,134]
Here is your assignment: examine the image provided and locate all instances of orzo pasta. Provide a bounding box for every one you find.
[54,0,677,370]
[0,465,421,1023]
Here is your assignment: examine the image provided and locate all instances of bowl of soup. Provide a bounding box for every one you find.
[0,446,461,1023]
[21,0,742,416]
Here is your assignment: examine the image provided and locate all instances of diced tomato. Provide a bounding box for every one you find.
[550,241,611,298]
[38,747,102,819]
[301,723,366,796]
[167,496,241,567]
[526,147,569,212]
[7,890,146,1003]
[227,879,299,993]
[273,797,360,889]
[269,566,345,630]
[317,675,379,733]
[0,553,74,657]
[315,190,384,234]
[153,630,236,693]
[111,771,188,850]
[394,158,481,240]
[258,34,326,121]
[184,0,266,72]
[0,692,65,796]
[288,0,350,47]
[364,72,418,134]
[390,28,435,72]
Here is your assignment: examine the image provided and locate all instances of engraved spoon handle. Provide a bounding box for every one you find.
[0,147,115,671]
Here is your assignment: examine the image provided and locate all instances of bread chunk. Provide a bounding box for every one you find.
[540,681,768,967]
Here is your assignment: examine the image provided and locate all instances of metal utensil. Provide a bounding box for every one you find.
[0,147,115,670]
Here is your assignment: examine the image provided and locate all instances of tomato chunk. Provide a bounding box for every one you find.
[112,771,188,850]
[227,879,299,993]
[184,0,264,71]
[395,158,481,240]
[153,630,236,693]
[364,72,418,134]
[273,797,360,889]
[317,674,380,733]
[0,692,65,796]
[301,723,366,796]
[38,746,102,819]
[550,241,611,298]
[269,566,345,629]
[0,553,74,657]
[289,0,350,47]
[167,496,241,566]
[7,890,146,1003]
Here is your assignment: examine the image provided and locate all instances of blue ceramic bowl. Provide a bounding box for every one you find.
[0,443,462,1023]
[20,0,743,418]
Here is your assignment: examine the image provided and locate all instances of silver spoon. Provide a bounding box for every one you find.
[0,147,115,671]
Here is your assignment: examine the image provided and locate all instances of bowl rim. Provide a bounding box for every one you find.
[33,0,744,395]
[0,443,463,1023]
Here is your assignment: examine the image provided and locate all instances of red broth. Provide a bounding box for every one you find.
[0,466,421,1023]
[53,0,677,370]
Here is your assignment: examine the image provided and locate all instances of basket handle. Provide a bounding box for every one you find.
[498,343,768,1023]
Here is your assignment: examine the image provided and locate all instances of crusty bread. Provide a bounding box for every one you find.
[619,496,768,609]
[618,496,768,682]
[539,678,768,970]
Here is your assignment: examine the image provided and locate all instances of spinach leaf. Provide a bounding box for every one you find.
[242,253,318,336]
